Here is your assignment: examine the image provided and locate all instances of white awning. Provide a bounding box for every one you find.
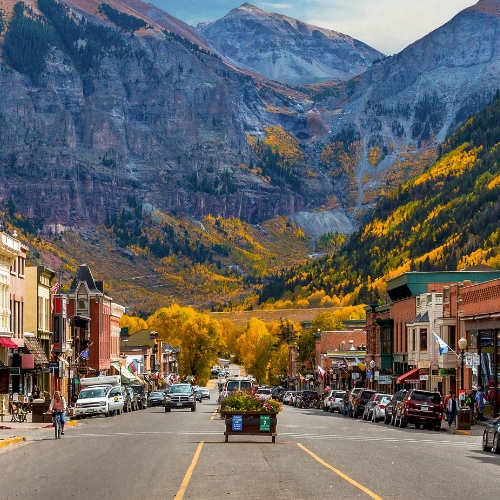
[111,362,136,383]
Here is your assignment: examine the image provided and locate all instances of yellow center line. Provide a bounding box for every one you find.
[297,443,383,500]
[174,441,204,500]
[210,410,218,420]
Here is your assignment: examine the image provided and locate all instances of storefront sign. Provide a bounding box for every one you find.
[377,376,391,385]
[438,369,456,377]
[418,361,431,369]
[259,415,271,432]
[9,367,20,375]
[231,414,243,431]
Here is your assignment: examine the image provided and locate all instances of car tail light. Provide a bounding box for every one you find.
[379,404,386,409]
[357,398,361,404]
[439,402,443,413]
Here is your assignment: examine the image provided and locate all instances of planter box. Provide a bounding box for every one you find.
[223,411,277,443]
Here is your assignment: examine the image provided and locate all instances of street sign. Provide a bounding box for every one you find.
[49,362,59,372]
[9,367,20,375]
[231,414,243,431]
[420,375,429,380]
[439,369,456,376]
[259,415,271,432]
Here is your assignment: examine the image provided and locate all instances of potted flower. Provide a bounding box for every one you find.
[220,391,282,443]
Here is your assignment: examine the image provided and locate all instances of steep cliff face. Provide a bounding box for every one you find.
[0,0,322,226]
[195,3,384,86]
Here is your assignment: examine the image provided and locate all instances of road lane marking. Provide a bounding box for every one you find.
[174,441,204,500]
[298,443,384,500]
[210,410,218,421]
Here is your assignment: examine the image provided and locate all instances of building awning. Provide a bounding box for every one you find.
[23,338,49,365]
[0,337,18,349]
[111,362,136,383]
[396,367,421,384]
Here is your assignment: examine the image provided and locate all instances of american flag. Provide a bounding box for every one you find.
[50,281,60,293]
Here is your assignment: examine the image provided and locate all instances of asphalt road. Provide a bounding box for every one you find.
[1,388,499,500]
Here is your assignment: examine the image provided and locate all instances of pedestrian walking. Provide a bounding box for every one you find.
[475,386,485,421]
[446,391,458,427]
[343,390,351,417]
[443,390,452,422]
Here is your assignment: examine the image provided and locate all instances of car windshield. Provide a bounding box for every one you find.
[361,391,376,402]
[131,386,144,394]
[170,385,192,393]
[258,389,271,394]
[79,388,107,399]
[335,392,345,399]
[150,392,163,397]
[412,391,441,404]
[380,396,392,404]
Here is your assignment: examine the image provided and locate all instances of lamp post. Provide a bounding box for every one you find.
[458,336,467,394]
[369,360,375,389]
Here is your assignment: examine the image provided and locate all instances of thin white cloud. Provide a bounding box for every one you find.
[303,0,474,54]
[258,3,293,9]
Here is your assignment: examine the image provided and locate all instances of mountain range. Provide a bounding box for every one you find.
[2,0,500,310]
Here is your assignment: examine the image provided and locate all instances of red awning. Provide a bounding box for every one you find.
[0,337,18,349]
[396,367,421,384]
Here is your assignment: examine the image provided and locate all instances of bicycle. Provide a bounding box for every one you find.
[53,411,63,439]
[10,402,28,422]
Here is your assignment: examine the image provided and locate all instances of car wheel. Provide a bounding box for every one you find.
[493,433,500,454]
[165,407,171,412]
[394,414,400,427]
[483,431,492,451]
[415,423,421,429]
[433,422,441,432]
[384,414,390,424]
[191,405,196,412]
[390,413,396,426]
[372,412,376,423]
[400,418,408,428]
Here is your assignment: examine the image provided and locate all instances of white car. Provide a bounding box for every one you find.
[323,393,335,412]
[372,395,393,422]
[331,391,347,413]
[75,385,124,418]
[256,388,272,401]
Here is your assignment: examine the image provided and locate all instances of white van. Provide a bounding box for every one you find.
[75,377,124,418]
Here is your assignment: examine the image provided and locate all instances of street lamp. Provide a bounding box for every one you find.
[369,360,375,388]
[458,336,467,393]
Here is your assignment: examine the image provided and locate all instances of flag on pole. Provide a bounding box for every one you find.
[317,365,326,379]
[50,281,60,293]
[433,331,449,355]
[80,348,89,359]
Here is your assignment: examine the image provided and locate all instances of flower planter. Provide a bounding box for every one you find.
[224,411,277,443]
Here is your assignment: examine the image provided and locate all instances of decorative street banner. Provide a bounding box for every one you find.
[232,414,243,431]
[0,369,9,393]
[259,415,271,432]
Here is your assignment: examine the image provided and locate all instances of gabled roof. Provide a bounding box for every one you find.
[409,311,429,324]
[69,264,102,294]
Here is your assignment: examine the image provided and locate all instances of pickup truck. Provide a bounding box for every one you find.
[164,384,196,412]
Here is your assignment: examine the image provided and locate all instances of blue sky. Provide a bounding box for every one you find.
[151,0,474,55]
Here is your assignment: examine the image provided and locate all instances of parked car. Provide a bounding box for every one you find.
[75,385,124,418]
[283,391,294,405]
[148,391,165,407]
[323,392,336,412]
[352,389,377,418]
[482,417,500,453]
[384,389,407,425]
[372,395,393,423]
[130,385,148,410]
[164,384,196,412]
[331,391,347,413]
[292,391,304,407]
[211,366,221,378]
[362,393,392,421]
[394,389,443,430]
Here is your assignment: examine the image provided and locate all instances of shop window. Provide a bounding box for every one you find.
[449,325,456,351]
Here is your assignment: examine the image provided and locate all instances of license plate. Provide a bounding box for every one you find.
[421,406,429,411]
[177,403,183,406]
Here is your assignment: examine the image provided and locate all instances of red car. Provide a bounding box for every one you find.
[394,389,443,431]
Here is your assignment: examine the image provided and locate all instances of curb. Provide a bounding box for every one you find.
[0,436,26,450]
[454,429,472,436]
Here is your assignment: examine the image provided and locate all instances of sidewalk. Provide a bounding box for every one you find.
[446,419,487,436]
[0,411,78,450]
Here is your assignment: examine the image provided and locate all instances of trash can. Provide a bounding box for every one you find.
[457,407,471,430]
[31,399,46,423]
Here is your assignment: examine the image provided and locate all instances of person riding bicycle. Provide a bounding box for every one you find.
[49,391,67,435]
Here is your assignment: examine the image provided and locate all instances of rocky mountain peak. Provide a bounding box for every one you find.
[195,4,384,85]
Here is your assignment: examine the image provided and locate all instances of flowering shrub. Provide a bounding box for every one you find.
[220,391,282,417]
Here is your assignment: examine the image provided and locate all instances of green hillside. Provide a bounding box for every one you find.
[259,92,500,306]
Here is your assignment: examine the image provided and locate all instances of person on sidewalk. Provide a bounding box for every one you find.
[343,390,351,417]
[446,391,458,428]
[444,390,452,422]
[475,386,485,421]
[465,390,475,425]
[49,391,67,435]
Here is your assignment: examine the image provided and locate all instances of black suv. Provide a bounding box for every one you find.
[351,389,376,418]
[384,389,407,425]
[394,389,443,431]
